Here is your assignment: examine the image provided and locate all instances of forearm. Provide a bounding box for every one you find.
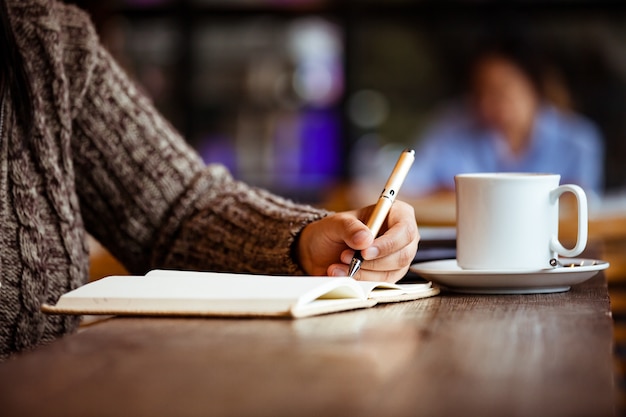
[152,167,329,275]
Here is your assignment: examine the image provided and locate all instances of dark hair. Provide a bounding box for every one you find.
[466,34,547,98]
[463,24,555,103]
[0,0,34,136]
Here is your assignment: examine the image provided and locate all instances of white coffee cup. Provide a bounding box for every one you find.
[455,173,588,270]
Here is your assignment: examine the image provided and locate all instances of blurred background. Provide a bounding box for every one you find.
[69,0,626,206]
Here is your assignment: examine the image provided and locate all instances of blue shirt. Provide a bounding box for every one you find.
[405,102,605,197]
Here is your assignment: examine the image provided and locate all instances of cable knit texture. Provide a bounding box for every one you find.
[0,0,327,359]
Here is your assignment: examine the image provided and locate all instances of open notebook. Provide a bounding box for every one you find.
[42,269,439,318]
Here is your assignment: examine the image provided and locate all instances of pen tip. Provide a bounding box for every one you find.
[348,258,361,279]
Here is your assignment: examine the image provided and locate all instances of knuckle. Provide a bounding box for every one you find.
[406,222,419,243]
[399,246,415,267]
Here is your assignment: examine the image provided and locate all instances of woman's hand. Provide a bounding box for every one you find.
[297,201,419,283]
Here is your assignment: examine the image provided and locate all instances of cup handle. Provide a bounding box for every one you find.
[549,184,588,258]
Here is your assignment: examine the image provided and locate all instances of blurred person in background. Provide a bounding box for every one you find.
[404,34,605,199]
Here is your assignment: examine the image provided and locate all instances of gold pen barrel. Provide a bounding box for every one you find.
[366,148,415,236]
[349,148,415,278]
[366,197,393,236]
[379,148,415,201]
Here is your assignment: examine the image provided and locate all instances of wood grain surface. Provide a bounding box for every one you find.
[0,274,615,417]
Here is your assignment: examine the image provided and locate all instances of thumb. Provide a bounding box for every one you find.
[343,220,374,251]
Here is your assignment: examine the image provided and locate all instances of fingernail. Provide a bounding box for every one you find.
[353,230,372,244]
[330,266,348,277]
[363,246,380,259]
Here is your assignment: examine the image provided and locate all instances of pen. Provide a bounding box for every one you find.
[348,148,416,278]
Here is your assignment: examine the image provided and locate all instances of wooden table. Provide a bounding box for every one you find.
[0,274,616,417]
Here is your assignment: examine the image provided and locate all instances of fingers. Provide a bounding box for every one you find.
[340,201,419,282]
[328,261,412,283]
[298,201,418,282]
[296,211,374,276]
[361,200,418,261]
[337,237,417,282]
[323,211,374,249]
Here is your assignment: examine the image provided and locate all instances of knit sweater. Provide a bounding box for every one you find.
[0,0,326,359]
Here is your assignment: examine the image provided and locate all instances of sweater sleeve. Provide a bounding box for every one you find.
[70,28,328,275]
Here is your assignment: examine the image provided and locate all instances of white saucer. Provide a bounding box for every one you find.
[410,258,609,294]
